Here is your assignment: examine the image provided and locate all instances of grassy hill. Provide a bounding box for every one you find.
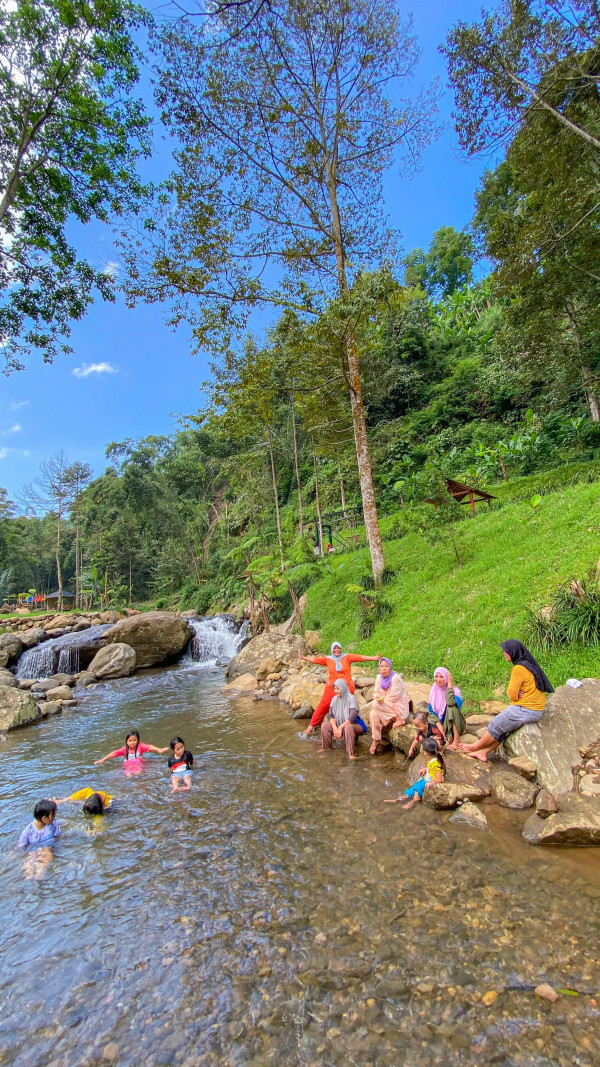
[301,476,600,702]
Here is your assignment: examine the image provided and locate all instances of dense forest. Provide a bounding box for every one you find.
[2,0,600,620]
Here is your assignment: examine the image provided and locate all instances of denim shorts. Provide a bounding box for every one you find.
[171,767,193,779]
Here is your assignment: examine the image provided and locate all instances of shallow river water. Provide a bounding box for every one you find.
[1,661,600,1067]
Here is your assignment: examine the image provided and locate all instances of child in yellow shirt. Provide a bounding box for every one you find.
[385,738,445,810]
[53,788,113,815]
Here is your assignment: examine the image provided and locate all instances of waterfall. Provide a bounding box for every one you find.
[16,625,111,679]
[186,616,248,666]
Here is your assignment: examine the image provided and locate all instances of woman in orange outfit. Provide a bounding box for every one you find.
[300,641,381,738]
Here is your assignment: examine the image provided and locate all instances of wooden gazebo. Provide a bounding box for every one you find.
[426,478,496,517]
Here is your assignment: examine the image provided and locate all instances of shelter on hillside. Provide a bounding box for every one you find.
[426,478,496,517]
[44,591,76,611]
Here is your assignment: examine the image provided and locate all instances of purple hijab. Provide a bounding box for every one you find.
[429,667,462,717]
[378,657,395,691]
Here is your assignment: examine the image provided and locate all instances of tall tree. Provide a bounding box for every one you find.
[444,1,600,157]
[22,452,77,607]
[65,461,93,608]
[403,226,475,298]
[125,0,439,582]
[0,0,150,371]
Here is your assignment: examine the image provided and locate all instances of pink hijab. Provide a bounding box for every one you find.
[429,667,462,718]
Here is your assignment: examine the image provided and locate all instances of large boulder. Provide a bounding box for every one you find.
[19,627,47,649]
[102,612,192,669]
[226,633,309,680]
[44,685,73,702]
[88,643,137,679]
[0,688,40,731]
[388,724,416,755]
[0,651,8,669]
[222,673,258,694]
[491,769,539,809]
[503,679,600,794]
[0,669,18,688]
[48,613,74,630]
[523,794,600,846]
[256,656,288,681]
[0,633,23,662]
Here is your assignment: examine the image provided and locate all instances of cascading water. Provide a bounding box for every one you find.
[186,615,248,666]
[16,624,111,679]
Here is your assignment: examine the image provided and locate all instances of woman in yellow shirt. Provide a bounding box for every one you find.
[459,639,554,763]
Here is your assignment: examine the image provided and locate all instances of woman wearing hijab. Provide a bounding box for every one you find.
[369,658,410,755]
[429,668,466,750]
[300,642,381,738]
[321,679,366,760]
[459,640,554,762]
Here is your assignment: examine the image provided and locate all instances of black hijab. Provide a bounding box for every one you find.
[501,640,554,694]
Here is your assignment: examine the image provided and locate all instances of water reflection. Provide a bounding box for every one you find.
[0,663,599,1065]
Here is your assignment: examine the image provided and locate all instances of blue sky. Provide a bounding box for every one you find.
[0,0,492,503]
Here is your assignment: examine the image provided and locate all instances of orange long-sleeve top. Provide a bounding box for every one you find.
[313,654,372,693]
[507,665,546,712]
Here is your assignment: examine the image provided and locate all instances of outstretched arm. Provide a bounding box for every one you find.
[94,751,119,766]
[144,745,169,754]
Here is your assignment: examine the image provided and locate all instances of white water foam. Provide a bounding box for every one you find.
[186,616,248,667]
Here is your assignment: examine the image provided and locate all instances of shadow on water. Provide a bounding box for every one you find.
[0,660,599,1066]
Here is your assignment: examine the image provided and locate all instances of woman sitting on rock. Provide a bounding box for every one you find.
[321,679,366,760]
[460,640,554,763]
[300,642,381,738]
[369,658,410,755]
[429,668,466,750]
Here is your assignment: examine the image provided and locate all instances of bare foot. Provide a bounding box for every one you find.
[458,743,474,752]
[349,754,358,760]
[369,742,378,755]
[464,750,489,762]
[447,742,459,751]
[384,798,401,804]
[180,784,191,791]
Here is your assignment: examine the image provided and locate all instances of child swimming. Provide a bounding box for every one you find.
[18,799,61,848]
[53,788,113,814]
[385,738,445,810]
[94,730,168,771]
[168,736,194,793]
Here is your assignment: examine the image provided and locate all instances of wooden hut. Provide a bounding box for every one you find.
[426,478,496,517]
[44,591,76,611]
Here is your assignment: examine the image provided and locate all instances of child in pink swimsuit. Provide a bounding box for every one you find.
[94,730,168,772]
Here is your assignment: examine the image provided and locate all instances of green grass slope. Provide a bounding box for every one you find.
[302,479,600,701]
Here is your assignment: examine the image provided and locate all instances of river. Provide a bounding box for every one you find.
[0,658,599,1066]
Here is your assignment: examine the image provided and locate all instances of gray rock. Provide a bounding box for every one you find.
[291,703,313,719]
[0,651,8,668]
[44,685,73,701]
[388,724,415,755]
[88,643,137,679]
[491,769,539,809]
[0,633,23,661]
[0,687,41,730]
[502,678,600,794]
[423,783,486,809]
[523,794,600,846]
[0,669,17,688]
[19,627,47,649]
[32,675,74,695]
[103,612,191,668]
[18,679,38,690]
[536,788,559,818]
[508,756,538,781]
[226,632,309,680]
[448,801,489,831]
[74,671,96,687]
[42,701,62,717]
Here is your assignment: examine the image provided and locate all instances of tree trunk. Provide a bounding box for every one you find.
[129,554,133,605]
[312,447,324,558]
[56,506,63,611]
[339,463,349,520]
[325,168,385,584]
[286,578,304,633]
[292,406,304,535]
[267,426,285,572]
[75,515,80,609]
[248,579,258,637]
[259,592,270,633]
[581,364,600,423]
[498,454,508,481]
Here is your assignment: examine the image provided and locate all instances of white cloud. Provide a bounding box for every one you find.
[103,260,119,280]
[72,362,118,379]
[0,449,8,460]
[2,423,21,436]
[9,400,29,411]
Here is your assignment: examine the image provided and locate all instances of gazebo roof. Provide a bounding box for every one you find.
[426,478,496,513]
[45,590,75,598]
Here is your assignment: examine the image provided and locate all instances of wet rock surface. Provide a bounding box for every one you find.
[523,793,600,845]
[226,632,309,679]
[448,801,489,831]
[0,686,40,730]
[88,643,137,679]
[491,768,539,809]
